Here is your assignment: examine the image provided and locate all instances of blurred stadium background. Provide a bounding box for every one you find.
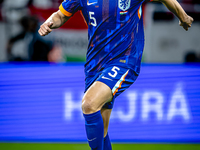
[0,0,200,150]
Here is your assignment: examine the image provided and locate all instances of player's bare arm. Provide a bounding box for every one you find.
[38,10,70,36]
[153,0,194,31]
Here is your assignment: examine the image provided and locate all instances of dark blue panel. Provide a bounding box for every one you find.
[0,63,200,142]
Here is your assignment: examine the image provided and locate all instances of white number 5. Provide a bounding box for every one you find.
[108,66,120,78]
[89,11,97,27]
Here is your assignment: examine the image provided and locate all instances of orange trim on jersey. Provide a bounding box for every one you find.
[113,71,129,96]
[138,6,141,19]
[80,10,88,28]
[59,4,72,17]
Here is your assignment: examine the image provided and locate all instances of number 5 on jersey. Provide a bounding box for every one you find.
[108,66,120,78]
[89,11,97,27]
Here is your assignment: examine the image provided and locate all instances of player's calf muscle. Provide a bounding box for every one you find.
[100,108,112,139]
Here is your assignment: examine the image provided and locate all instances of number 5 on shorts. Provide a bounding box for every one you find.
[108,66,120,78]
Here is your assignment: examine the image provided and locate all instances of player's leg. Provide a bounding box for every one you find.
[101,108,112,150]
[101,108,112,137]
[82,81,113,150]
[83,65,138,150]
[97,66,139,150]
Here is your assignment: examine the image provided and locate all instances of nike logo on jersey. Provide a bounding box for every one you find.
[87,1,97,6]
[87,137,97,141]
[102,76,113,81]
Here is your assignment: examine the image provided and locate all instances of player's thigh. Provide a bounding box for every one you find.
[82,81,113,114]
[101,108,112,137]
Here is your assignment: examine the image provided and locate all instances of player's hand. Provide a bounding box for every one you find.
[38,22,53,36]
[179,15,194,31]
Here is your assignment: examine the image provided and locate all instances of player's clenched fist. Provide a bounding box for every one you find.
[179,15,194,31]
[38,22,53,36]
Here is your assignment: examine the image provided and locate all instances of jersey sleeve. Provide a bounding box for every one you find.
[59,0,81,17]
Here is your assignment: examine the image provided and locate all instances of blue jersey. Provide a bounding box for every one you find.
[59,0,147,76]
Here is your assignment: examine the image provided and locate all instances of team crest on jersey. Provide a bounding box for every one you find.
[118,0,131,11]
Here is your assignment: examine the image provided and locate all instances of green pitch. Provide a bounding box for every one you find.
[0,143,200,150]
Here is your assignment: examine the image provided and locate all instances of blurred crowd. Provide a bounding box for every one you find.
[6,15,54,61]
[0,0,62,62]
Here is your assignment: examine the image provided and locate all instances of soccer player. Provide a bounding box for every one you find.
[38,0,193,149]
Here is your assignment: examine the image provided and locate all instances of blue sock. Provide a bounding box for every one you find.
[104,133,112,150]
[83,111,104,150]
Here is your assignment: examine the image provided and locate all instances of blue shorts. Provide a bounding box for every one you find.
[85,65,138,109]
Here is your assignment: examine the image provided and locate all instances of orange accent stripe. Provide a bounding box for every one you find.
[59,4,72,17]
[138,6,141,19]
[113,71,129,96]
[80,10,88,28]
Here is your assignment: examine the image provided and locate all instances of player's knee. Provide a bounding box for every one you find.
[81,98,97,114]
